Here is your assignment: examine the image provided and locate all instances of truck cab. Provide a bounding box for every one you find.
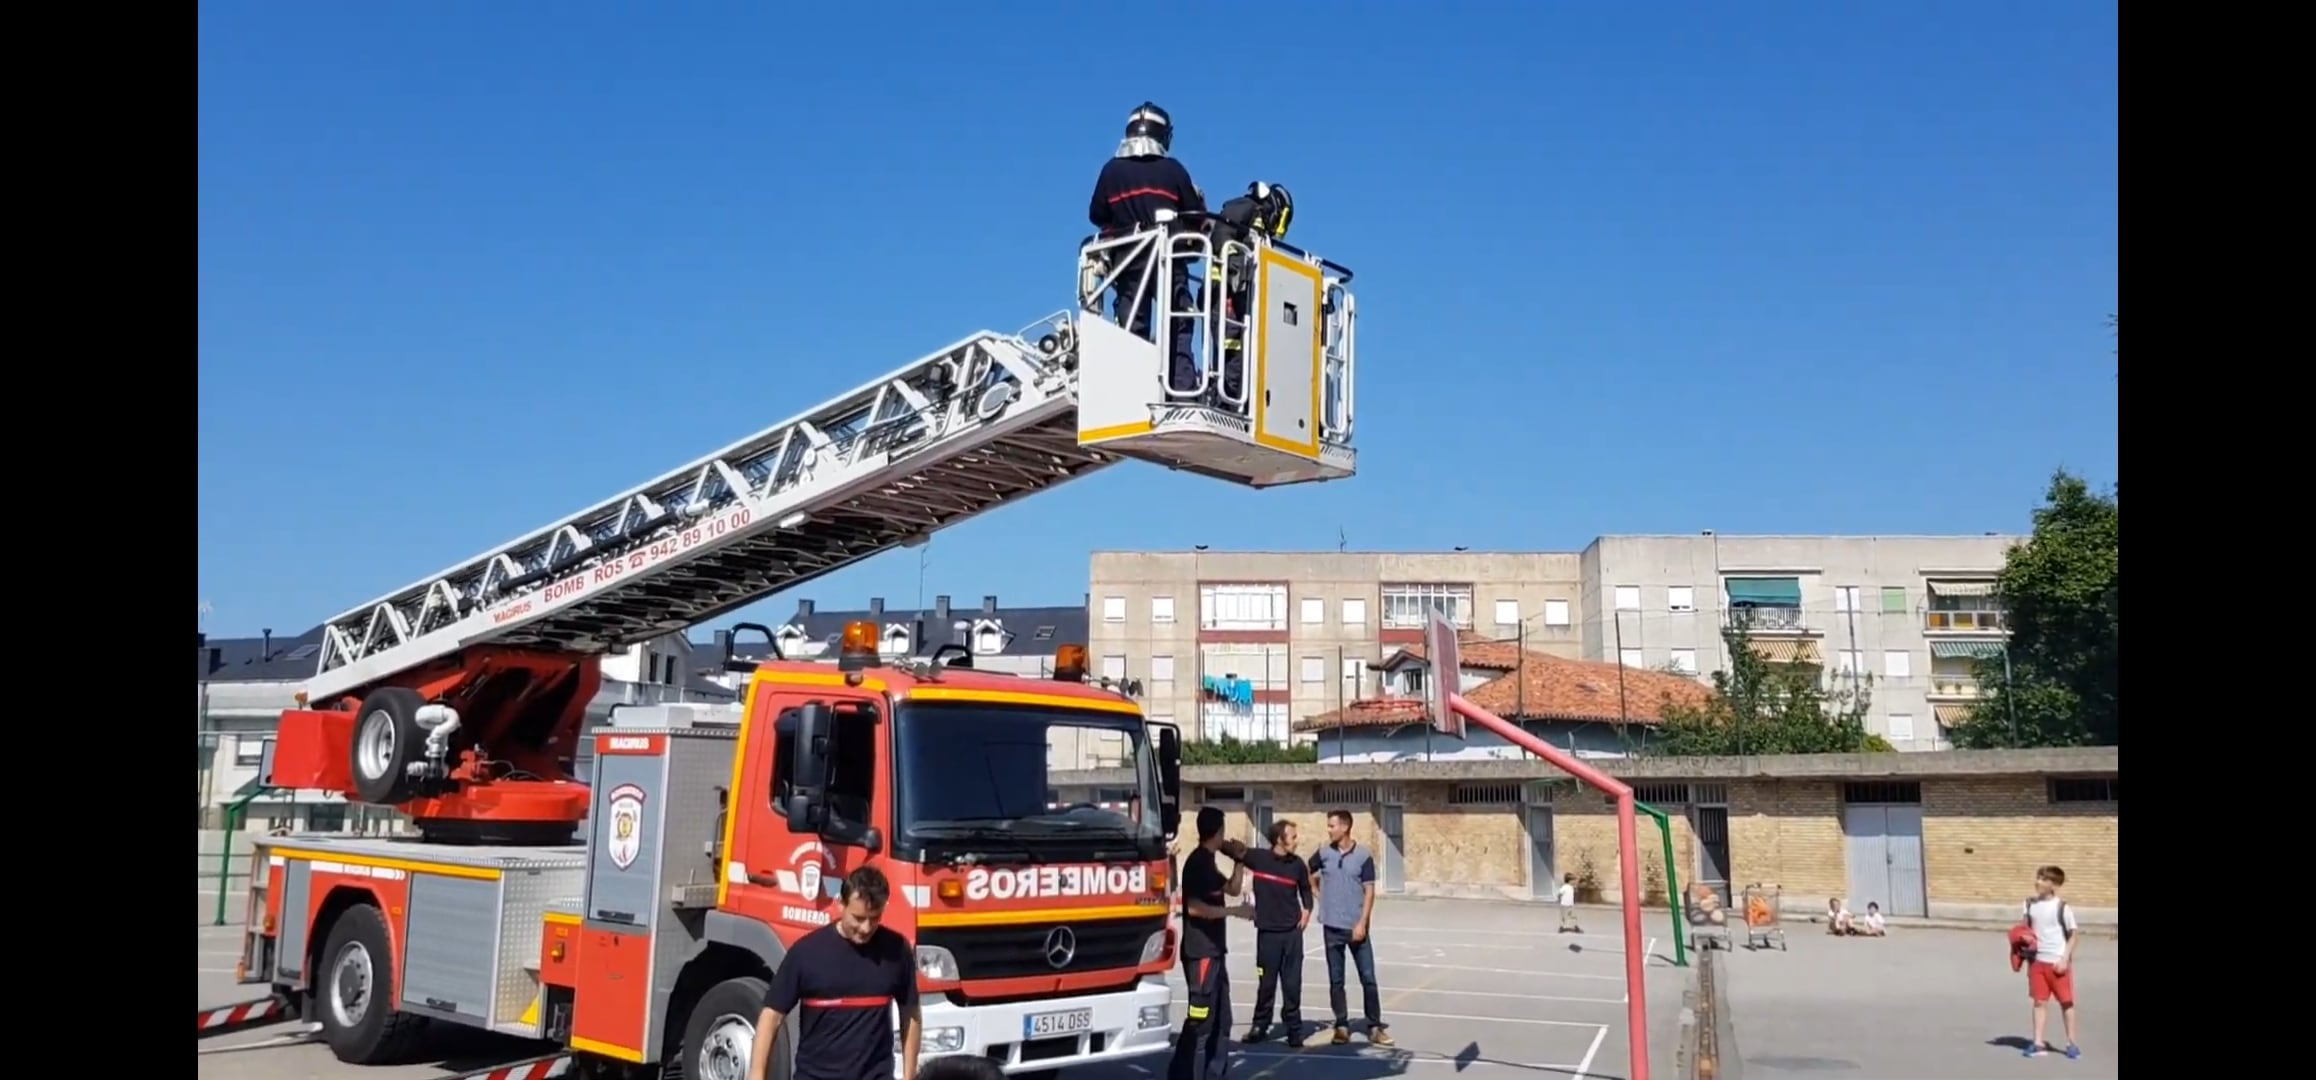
[554,622,1187,1078]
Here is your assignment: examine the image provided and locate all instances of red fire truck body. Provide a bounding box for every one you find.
[242,640,1187,1078]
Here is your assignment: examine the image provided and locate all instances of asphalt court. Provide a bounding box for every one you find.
[200,898,1680,1080]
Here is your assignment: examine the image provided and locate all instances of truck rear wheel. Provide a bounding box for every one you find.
[315,903,429,1063]
[682,976,791,1080]
[350,687,426,804]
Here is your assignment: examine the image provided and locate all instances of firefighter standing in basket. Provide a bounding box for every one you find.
[1088,102,1207,395]
[1209,181,1295,406]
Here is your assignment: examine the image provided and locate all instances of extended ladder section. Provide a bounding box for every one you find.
[311,315,1106,702]
[309,227,1359,708]
[1073,222,1358,487]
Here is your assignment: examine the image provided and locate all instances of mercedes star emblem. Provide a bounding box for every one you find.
[1042,926,1078,970]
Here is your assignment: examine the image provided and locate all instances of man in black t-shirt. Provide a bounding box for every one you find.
[1239,819,1315,1047]
[752,866,921,1080]
[1168,806,1250,1080]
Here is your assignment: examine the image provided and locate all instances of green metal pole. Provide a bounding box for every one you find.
[212,786,273,927]
[1635,801,1688,968]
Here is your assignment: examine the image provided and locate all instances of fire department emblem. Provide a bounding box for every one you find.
[606,784,647,871]
[774,841,842,901]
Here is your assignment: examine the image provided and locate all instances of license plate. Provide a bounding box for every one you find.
[1023,1008,1094,1039]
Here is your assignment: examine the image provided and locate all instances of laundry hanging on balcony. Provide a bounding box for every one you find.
[1200,673,1254,706]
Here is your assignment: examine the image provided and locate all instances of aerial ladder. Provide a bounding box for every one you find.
[268,220,1359,844]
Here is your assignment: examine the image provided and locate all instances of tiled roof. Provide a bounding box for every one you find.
[1297,649,1711,733]
[1381,633,1526,672]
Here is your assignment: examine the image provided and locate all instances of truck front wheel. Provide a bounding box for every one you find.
[314,903,429,1063]
[682,976,791,1080]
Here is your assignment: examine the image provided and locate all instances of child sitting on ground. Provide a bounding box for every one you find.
[1854,901,1887,936]
[1825,896,1853,935]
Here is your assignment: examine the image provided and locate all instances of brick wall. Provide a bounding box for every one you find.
[1138,766,2117,922]
[1922,776,2118,911]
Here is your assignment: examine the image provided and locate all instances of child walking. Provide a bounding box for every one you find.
[1556,873,1581,933]
[2022,865,2083,1059]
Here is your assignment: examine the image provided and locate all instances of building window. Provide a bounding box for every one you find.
[1619,648,1644,668]
[1883,650,1912,679]
[1381,583,1473,629]
[1300,655,1326,685]
[1880,586,1908,614]
[1201,644,1286,689]
[1100,654,1127,681]
[1834,585,1861,613]
[1667,586,1694,612]
[1886,713,1916,741]
[1341,598,1367,626]
[234,738,266,766]
[1924,580,2006,633]
[1200,584,1288,631]
[1493,598,1520,627]
[1150,655,1177,698]
[1543,599,1571,627]
[1102,596,1127,623]
[2048,777,2117,804]
[1340,658,1366,700]
[1835,649,1864,674]
[307,804,350,832]
[1300,597,1325,625]
[1152,596,1176,624]
[1613,586,1641,611]
[973,623,1005,655]
[1668,648,1698,675]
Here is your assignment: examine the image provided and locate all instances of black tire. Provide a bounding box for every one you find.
[315,904,430,1064]
[349,687,427,804]
[682,975,792,1080]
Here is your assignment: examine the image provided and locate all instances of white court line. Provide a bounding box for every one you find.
[1186,978,1623,1006]
[1571,1024,1608,1080]
[1171,999,1605,1030]
[1233,1049,1588,1070]
[1381,926,1650,942]
[1379,959,1623,982]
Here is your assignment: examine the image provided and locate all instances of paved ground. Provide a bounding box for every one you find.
[200,894,1687,1080]
[1720,921,2119,1079]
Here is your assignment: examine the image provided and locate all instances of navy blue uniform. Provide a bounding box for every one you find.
[1089,155,1206,391]
[763,923,918,1080]
[1240,848,1311,1036]
[1168,846,1232,1080]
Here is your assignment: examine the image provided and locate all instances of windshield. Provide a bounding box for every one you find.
[892,702,1164,861]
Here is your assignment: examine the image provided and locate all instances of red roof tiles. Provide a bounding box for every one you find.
[1296,645,1711,733]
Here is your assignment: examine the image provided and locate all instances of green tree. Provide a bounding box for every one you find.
[1180,734,1318,766]
[1647,624,1884,755]
[1947,471,2119,748]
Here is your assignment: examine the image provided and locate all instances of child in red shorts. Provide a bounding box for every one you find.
[2020,865,2081,1059]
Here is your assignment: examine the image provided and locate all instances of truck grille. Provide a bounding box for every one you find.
[921,915,1166,980]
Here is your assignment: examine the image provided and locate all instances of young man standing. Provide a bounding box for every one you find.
[2022,864,2083,1060]
[1308,810,1392,1048]
[750,866,921,1080]
[1240,819,1315,1047]
[1169,806,1251,1080]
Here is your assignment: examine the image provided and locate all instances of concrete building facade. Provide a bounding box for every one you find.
[1086,535,2021,760]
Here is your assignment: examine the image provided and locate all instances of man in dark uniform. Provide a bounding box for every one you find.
[751,866,921,1080]
[1088,101,1207,394]
[1239,818,1315,1047]
[1169,806,1250,1080]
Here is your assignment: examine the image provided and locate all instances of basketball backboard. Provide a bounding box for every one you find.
[1424,610,1465,739]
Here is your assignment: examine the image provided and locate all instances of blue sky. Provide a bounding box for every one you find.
[197,2,2119,637]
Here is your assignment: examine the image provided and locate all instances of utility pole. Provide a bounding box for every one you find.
[2001,640,2019,746]
[1843,593,1863,700]
[1611,611,1631,726]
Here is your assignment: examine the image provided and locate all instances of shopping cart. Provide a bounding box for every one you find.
[1683,880,1734,951]
[1741,882,1788,950]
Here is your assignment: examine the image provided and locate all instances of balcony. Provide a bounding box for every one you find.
[1726,605,1810,635]
[1923,607,2008,634]
[1926,672,1985,700]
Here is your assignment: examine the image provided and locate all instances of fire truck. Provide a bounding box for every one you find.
[208,220,1360,1079]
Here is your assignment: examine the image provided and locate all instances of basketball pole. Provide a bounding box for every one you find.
[1449,691,1652,1080]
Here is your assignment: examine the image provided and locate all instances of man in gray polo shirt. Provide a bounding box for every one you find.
[1307,809,1392,1047]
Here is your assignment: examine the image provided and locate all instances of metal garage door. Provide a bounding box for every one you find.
[1525,806,1557,899]
[1841,782,1926,918]
[1376,804,1406,893]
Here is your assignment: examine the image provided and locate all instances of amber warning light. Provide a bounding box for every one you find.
[1054,644,1088,682]
[837,620,879,672]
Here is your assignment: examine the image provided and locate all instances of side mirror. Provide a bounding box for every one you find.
[1154,723,1183,841]
[783,701,834,833]
[725,622,780,674]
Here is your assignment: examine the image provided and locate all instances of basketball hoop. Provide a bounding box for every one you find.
[1424,610,1465,739]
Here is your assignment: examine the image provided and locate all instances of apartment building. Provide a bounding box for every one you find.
[1086,534,2020,757]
